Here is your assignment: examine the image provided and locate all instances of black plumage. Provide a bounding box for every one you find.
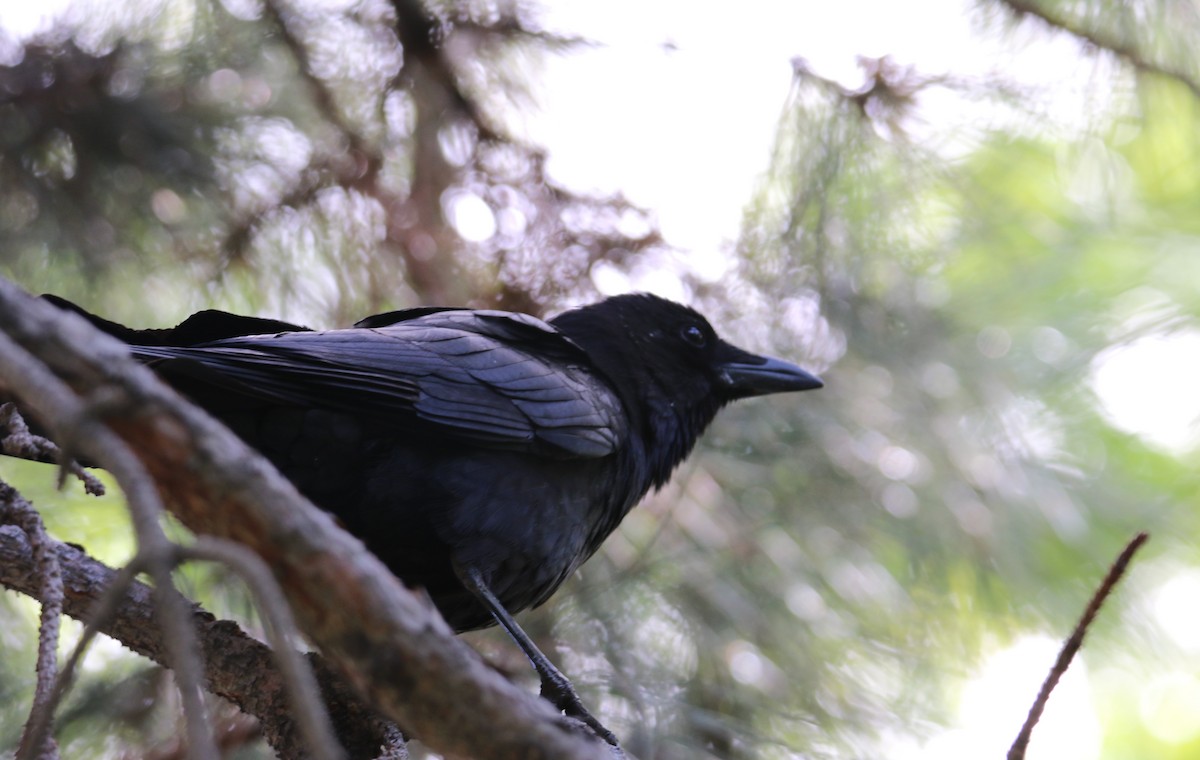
[43,292,823,745]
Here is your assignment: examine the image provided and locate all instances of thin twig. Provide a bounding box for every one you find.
[1008,532,1149,760]
[0,403,105,496]
[181,537,345,760]
[2,482,64,760]
[22,555,149,760]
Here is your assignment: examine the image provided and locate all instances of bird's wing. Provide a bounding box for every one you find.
[132,309,625,458]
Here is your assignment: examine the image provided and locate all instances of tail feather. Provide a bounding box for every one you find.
[41,295,311,346]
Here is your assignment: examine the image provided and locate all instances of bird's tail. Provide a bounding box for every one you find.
[40,295,310,347]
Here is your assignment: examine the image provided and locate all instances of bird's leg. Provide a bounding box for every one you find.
[455,564,621,748]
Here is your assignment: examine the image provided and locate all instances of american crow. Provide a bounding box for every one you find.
[43,292,823,746]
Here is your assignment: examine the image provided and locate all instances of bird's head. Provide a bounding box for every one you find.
[552,293,822,482]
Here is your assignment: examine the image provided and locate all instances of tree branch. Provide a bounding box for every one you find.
[3,482,64,760]
[999,0,1200,100]
[0,519,400,758]
[1008,532,1149,760]
[0,403,105,495]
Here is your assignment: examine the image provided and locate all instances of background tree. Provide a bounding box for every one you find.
[2,0,1200,757]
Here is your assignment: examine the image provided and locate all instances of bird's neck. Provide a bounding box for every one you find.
[641,391,723,489]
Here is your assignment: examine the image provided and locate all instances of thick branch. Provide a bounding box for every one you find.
[0,279,612,759]
[0,519,397,759]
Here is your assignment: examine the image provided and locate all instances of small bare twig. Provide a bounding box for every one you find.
[181,537,344,760]
[1008,532,1149,760]
[24,554,154,760]
[0,403,105,496]
[1,482,65,760]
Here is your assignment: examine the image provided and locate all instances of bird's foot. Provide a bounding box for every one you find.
[540,676,622,750]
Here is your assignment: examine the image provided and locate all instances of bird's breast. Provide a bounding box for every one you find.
[355,441,649,626]
[207,403,653,631]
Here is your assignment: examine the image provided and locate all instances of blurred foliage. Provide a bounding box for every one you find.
[0,0,659,328]
[3,0,1200,758]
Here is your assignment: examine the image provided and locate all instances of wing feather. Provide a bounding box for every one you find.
[132,309,624,458]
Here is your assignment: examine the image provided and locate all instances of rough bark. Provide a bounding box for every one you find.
[0,524,398,759]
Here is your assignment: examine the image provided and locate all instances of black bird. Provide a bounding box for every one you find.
[43,292,822,745]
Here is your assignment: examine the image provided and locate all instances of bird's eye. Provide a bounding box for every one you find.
[680,324,707,348]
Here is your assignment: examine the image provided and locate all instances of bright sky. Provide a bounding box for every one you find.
[530,0,1106,263]
[2,1,1196,756]
[1092,330,1200,452]
[531,0,980,269]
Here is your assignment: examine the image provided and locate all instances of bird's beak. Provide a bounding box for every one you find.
[717,344,824,398]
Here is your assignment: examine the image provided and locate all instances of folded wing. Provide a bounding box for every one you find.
[132,309,625,458]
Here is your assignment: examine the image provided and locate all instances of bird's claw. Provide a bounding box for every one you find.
[541,679,622,749]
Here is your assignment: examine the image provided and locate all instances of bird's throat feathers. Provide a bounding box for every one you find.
[644,393,724,489]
